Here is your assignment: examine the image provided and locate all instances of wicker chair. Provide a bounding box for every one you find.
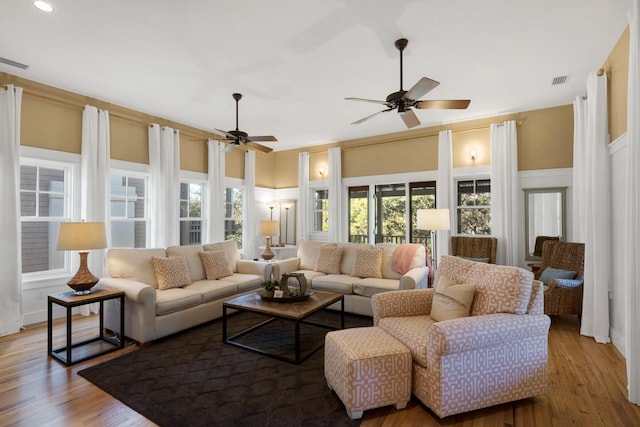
[450,236,497,264]
[527,235,560,276]
[538,240,585,318]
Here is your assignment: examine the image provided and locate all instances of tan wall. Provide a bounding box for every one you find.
[255,153,276,188]
[21,94,82,154]
[452,128,490,168]
[518,105,574,170]
[179,134,207,174]
[603,26,629,141]
[110,117,149,164]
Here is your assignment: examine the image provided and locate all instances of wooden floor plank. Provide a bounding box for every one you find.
[1,314,639,426]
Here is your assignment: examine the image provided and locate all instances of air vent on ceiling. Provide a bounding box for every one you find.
[551,75,569,86]
[0,57,29,70]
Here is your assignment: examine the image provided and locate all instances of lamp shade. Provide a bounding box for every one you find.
[417,209,451,231]
[258,220,279,237]
[56,222,107,251]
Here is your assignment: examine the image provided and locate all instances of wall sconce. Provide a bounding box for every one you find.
[469,149,477,162]
[318,166,326,178]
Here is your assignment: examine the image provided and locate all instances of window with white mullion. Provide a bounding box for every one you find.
[179,181,204,245]
[110,173,148,248]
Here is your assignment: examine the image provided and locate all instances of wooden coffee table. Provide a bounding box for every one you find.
[222,290,344,364]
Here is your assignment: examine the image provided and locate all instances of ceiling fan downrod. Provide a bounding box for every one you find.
[395,38,408,91]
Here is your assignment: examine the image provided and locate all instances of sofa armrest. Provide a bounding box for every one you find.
[237,259,272,279]
[426,313,551,362]
[98,277,156,305]
[270,257,302,280]
[372,289,434,326]
[399,266,429,290]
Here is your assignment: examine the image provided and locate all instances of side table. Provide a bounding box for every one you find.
[48,288,125,366]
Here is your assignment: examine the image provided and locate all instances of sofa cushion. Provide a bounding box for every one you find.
[315,246,344,274]
[166,245,205,281]
[311,274,354,294]
[539,267,576,285]
[378,315,435,367]
[217,273,263,292]
[436,256,532,315]
[430,276,476,322]
[155,288,202,316]
[151,256,192,290]
[203,241,241,273]
[185,279,238,303]
[293,270,328,282]
[353,277,401,298]
[297,240,337,271]
[352,247,383,278]
[200,250,234,280]
[106,248,167,288]
[338,242,373,275]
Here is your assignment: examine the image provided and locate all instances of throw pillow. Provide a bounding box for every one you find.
[315,246,344,274]
[430,276,476,322]
[151,256,192,290]
[200,250,234,280]
[539,267,576,285]
[351,247,383,279]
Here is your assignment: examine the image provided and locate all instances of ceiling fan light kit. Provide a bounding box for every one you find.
[346,38,471,129]
[214,93,277,154]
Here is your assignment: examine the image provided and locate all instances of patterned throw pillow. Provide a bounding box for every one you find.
[430,276,476,322]
[151,256,192,290]
[200,250,233,280]
[315,246,344,274]
[351,247,383,279]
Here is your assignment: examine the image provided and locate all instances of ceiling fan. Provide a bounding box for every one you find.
[213,93,277,153]
[346,38,471,129]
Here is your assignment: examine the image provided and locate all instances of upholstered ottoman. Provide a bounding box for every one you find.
[324,326,412,419]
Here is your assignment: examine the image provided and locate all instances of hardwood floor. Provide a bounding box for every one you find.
[1,315,638,427]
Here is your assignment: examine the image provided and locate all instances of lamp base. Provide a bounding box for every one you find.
[67,251,100,295]
[261,237,275,261]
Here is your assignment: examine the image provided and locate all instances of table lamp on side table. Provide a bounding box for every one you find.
[56,221,107,295]
[258,220,279,261]
[417,208,450,270]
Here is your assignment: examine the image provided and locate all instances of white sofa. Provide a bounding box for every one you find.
[100,241,270,344]
[272,240,429,316]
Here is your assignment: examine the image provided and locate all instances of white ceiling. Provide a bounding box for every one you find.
[1,0,632,152]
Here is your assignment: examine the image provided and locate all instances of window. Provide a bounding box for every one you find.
[409,181,436,251]
[348,186,369,243]
[312,189,329,232]
[456,179,491,235]
[374,183,406,244]
[110,174,148,248]
[180,181,203,245]
[20,163,70,275]
[224,187,243,248]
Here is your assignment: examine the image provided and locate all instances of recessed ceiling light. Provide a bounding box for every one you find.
[33,1,54,13]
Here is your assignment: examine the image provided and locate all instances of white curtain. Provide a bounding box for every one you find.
[297,152,310,242]
[149,124,180,248]
[436,130,453,259]
[243,151,256,253]
[80,106,111,315]
[490,120,519,266]
[206,139,226,243]
[625,0,640,404]
[328,147,342,242]
[577,72,610,343]
[572,97,588,242]
[0,85,23,337]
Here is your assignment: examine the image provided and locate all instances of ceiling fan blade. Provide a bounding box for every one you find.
[400,109,420,128]
[345,97,387,105]
[403,77,440,101]
[351,108,393,125]
[213,128,235,139]
[246,141,273,154]
[247,135,278,142]
[415,99,471,110]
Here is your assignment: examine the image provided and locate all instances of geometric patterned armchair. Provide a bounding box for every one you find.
[450,236,498,264]
[537,241,585,318]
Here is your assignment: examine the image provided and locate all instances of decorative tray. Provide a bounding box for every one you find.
[259,290,315,302]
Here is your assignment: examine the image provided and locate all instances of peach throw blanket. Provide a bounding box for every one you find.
[392,243,429,275]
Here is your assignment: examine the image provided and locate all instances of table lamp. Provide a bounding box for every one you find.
[417,209,450,268]
[56,221,107,295]
[258,220,279,261]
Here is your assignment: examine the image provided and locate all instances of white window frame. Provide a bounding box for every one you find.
[179,171,207,246]
[19,147,80,285]
[110,161,150,249]
[454,176,492,236]
[309,182,329,239]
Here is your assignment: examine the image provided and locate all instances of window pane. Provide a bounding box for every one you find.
[20,192,36,216]
[457,179,491,235]
[348,186,368,243]
[39,167,64,192]
[410,182,436,250]
[180,201,188,218]
[180,220,202,245]
[312,189,329,232]
[180,183,189,200]
[111,220,147,248]
[21,221,64,273]
[20,166,36,191]
[225,188,242,248]
[374,183,406,244]
[457,208,491,235]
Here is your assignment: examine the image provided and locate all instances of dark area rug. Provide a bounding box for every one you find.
[79,310,372,427]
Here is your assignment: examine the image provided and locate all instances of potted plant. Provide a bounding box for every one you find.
[260,279,279,298]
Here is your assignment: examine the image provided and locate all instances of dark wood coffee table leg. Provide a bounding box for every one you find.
[222,305,228,342]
